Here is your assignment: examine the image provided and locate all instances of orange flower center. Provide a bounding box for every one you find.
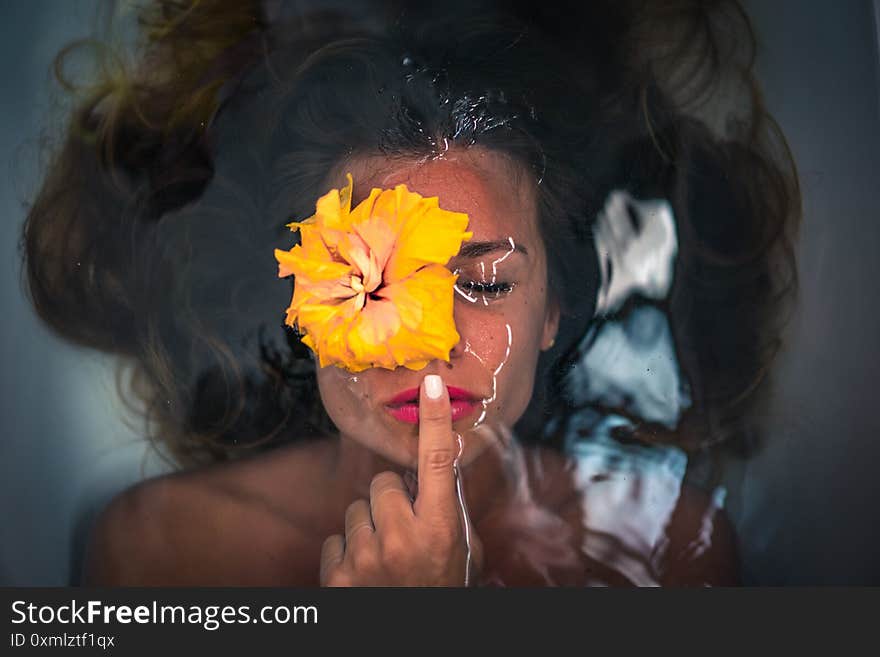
[346,240,384,311]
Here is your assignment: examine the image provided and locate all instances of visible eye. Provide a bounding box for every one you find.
[455,279,515,300]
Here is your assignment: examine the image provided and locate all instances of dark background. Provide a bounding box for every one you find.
[1,0,878,585]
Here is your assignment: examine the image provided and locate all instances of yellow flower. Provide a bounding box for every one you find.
[274,174,472,372]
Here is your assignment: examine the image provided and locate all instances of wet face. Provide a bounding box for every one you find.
[314,148,559,469]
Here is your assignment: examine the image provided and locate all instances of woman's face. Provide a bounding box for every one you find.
[314,148,559,469]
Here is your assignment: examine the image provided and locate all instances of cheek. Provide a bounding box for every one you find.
[454,305,513,364]
[314,370,349,431]
[315,367,378,430]
[454,302,545,421]
[455,292,546,358]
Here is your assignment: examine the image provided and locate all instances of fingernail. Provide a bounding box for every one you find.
[424,374,444,399]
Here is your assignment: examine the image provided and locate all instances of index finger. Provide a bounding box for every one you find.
[413,374,460,523]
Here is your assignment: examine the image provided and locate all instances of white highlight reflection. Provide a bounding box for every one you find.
[593,191,678,316]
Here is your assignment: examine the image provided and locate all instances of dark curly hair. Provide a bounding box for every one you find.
[21,0,799,471]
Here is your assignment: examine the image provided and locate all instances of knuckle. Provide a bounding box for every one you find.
[426,447,457,470]
[320,541,345,584]
[347,522,374,544]
[321,534,342,555]
[370,470,402,495]
[345,499,368,521]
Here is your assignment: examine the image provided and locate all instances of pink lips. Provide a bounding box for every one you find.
[385,386,482,424]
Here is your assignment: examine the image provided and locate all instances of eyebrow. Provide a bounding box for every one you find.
[456,239,529,259]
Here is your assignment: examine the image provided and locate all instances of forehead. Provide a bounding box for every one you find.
[343,149,540,246]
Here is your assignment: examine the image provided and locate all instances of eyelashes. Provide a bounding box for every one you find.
[455,279,516,301]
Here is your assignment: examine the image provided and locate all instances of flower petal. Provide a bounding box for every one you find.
[353,215,397,275]
[314,174,354,231]
[383,195,471,282]
[345,298,402,369]
[281,246,352,282]
[379,265,460,367]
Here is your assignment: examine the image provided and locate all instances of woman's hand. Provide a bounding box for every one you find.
[319,374,484,586]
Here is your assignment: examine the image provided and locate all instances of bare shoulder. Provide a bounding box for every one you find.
[83,440,336,586]
[83,476,189,585]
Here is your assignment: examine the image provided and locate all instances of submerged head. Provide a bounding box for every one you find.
[311,148,560,468]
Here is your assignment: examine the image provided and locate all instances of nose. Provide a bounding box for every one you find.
[446,334,465,365]
[430,346,459,372]
[445,298,477,365]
